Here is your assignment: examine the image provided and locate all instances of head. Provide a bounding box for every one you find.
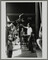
[7,22,12,27]
[27,23,30,27]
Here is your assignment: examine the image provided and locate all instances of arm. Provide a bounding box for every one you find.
[20,24,28,29]
[23,25,28,29]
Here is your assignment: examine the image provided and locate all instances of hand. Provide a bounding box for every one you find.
[19,13,24,18]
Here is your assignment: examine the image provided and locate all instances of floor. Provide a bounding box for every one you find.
[11,44,42,58]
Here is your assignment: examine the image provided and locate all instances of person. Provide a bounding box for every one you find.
[36,23,42,50]
[22,23,35,52]
[21,23,32,40]
[28,33,36,53]
[7,30,13,58]
[20,23,32,48]
[6,22,12,46]
[10,23,19,45]
[20,28,25,48]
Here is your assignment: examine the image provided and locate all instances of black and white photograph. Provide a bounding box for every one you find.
[1,1,47,59]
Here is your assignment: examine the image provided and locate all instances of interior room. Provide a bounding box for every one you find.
[6,2,42,58]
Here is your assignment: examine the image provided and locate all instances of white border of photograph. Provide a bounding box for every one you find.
[1,1,47,59]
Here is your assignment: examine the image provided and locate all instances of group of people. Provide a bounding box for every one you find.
[6,13,42,57]
[7,21,20,57]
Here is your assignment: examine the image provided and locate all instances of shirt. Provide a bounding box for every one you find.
[26,27,32,35]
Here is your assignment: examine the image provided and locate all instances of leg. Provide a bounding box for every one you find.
[37,39,42,50]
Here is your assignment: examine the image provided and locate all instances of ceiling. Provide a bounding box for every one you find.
[6,3,35,14]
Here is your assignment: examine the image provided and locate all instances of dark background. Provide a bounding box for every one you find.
[6,3,35,33]
[6,3,35,13]
[6,2,41,39]
[6,3,35,25]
